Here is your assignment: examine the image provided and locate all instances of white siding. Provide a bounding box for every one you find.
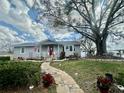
[74,45,81,57]
[14,44,81,59]
[64,45,81,57]
[14,46,41,59]
[41,46,49,57]
[53,45,63,58]
[64,45,74,57]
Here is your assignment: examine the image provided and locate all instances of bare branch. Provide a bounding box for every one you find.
[108,20,124,29]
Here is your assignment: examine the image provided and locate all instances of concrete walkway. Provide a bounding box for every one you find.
[41,62,84,93]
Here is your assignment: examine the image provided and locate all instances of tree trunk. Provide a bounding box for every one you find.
[95,37,107,56]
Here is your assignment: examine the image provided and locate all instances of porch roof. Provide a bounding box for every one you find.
[39,40,59,45]
[58,41,80,45]
[39,40,80,45]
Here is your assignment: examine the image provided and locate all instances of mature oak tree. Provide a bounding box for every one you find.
[34,0,124,55]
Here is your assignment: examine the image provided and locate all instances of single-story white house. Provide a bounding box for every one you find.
[13,40,81,59]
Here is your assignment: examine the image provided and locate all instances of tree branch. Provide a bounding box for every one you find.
[108,20,124,29]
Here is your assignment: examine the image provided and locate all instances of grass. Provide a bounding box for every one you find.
[0,61,57,93]
[51,60,124,93]
[0,85,56,93]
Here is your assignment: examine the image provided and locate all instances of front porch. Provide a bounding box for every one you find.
[40,44,63,59]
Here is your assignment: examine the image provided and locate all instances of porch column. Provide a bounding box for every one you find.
[57,44,60,58]
[40,45,42,57]
[47,46,49,57]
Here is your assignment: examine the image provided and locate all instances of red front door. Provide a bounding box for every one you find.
[49,46,53,56]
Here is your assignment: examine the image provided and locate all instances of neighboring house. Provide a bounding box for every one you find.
[107,42,124,58]
[114,50,124,58]
[108,49,124,58]
[13,40,81,59]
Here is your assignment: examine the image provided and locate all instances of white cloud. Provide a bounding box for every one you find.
[0,0,10,14]
[26,0,35,8]
[0,26,24,42]
[0,26,25,51]
[0,0,47,42]
[54,32,81,41]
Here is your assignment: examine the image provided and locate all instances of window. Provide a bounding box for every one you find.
[66,46,68,49]
[70,46,72,51]
[21,48,24,53]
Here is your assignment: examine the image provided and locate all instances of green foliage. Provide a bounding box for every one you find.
[115,73,124,86]
[52,60,124,93]
[0,56,10,61]
[0,62,41,89]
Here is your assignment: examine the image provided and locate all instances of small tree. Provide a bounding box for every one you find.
[80,37,95,56]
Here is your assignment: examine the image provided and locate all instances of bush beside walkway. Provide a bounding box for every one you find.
[0,61,57,93]
[0,62,41,89]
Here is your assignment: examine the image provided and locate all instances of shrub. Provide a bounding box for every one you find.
[115,73,124,86]
[97,76,112,90]
[60,51,65,59]
[42,73,55,88]
[0,62,41,89]
[0,56,10,61]
[68,53,79,60]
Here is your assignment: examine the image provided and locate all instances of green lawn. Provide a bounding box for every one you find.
[0,85,56,93]
[51,60,124,93]
[0,61,56,93]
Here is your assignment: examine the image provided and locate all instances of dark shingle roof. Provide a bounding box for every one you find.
[58,41,80,45]
[39,40,58,45]
[39,40,80,45]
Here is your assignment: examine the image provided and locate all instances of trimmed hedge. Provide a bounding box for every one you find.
[0,62,41,89]
[0,56,10,61]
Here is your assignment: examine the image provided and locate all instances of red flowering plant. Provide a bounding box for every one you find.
[42,72,55,88]
[97,76,112,93]
[97,76,112,89]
